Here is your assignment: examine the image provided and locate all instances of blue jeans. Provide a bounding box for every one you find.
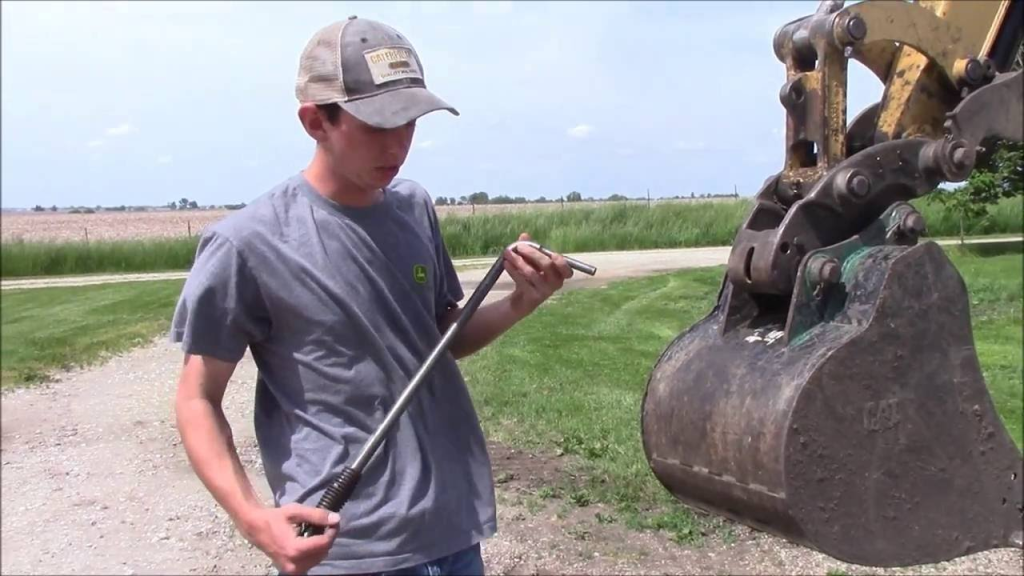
[376,543,484,576]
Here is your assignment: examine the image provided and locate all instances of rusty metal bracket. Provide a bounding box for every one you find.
[725,136,972,296]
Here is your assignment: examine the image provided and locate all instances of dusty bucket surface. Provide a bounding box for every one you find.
[642,240,1023,567]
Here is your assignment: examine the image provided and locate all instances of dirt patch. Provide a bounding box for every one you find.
[480,442,1023,576]
[488,442,568,492]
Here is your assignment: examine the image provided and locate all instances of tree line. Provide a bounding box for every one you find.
[31,197,247,213]
[433,190,741,206]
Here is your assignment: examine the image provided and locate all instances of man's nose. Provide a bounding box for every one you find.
[382,126,413,152]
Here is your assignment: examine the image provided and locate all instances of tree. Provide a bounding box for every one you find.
[50,205,57,212]
[468,191,489,205]
[178,198,189,210]
[935,139,1022,243]
[32,205,45,212]
[187,200,199,209]
[434,196,449,206]
[566,191,583,202]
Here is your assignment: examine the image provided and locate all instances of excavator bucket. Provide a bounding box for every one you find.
[641,0,1023,567]
[641,207,1023,567]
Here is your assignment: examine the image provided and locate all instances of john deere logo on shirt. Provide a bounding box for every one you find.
[413,264,428,285]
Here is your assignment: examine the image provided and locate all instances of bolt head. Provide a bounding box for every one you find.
[950,142,975,170]
[846,16,867,42]
[901,212,926,236]
[965,59,984,84]
[851,174,870,197]
[820,260,840,284]
[808,255,841,286]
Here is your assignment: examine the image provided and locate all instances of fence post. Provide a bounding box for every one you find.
[188,220,192,237]
[84,227,89,243]
[647,188,651,209]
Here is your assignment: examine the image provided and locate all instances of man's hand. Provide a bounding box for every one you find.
[240,503,340,575]
[443,232,575,358]
[503,232,574,317]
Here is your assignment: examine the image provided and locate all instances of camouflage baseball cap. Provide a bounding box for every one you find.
[295,16,459,129]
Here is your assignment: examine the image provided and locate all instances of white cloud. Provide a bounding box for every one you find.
[105,123,138,136]
[567,124,594,139]
[415,140,436,149]
[157,155,173,164]
[87,139,104,148]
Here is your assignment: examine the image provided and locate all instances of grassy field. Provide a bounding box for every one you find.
[2,243,1019,545]
[0,279,185,388]
[0,237,198,279]
[2,196,1020,278]
[457,246,1023,542]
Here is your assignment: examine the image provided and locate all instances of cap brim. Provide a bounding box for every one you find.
[340,87,459,129]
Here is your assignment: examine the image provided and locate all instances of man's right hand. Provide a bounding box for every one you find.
[241,504,340,575]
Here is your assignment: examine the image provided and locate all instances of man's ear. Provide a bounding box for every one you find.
[297,103,329,142]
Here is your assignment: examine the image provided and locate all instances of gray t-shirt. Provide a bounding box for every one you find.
[169,173,497,574]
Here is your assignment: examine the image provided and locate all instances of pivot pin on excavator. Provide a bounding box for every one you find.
[642,0,1023,568]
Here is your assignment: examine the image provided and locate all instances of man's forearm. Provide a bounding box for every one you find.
[446,294,531,359]
[176,397,266,531]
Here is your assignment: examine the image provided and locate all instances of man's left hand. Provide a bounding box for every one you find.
[503,232,574,317]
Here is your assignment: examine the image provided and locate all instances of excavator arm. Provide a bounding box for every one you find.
[642,0,1022,567]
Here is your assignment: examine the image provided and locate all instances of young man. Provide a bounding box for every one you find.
[170,15,574,576]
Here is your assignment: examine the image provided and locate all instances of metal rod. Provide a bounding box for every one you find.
[299,240,597,536]
[353,240,596,472]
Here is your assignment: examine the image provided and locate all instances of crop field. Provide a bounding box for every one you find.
[0,209,233,243]
[0,198,726,243]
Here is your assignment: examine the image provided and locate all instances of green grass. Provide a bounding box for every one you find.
[439,200,753,258]
[941,245,1024,445]
[0,279,185,388]
[3,196,1019,277]
[1,237,199,278]
[457,247,1023,543]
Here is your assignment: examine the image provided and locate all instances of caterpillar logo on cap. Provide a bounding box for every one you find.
[365,46,423,85]
[413,264,428,284]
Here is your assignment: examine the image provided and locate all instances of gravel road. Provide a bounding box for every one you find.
[2,241,1022,575]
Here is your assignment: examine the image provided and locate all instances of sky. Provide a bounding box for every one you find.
[1,0,884,209]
